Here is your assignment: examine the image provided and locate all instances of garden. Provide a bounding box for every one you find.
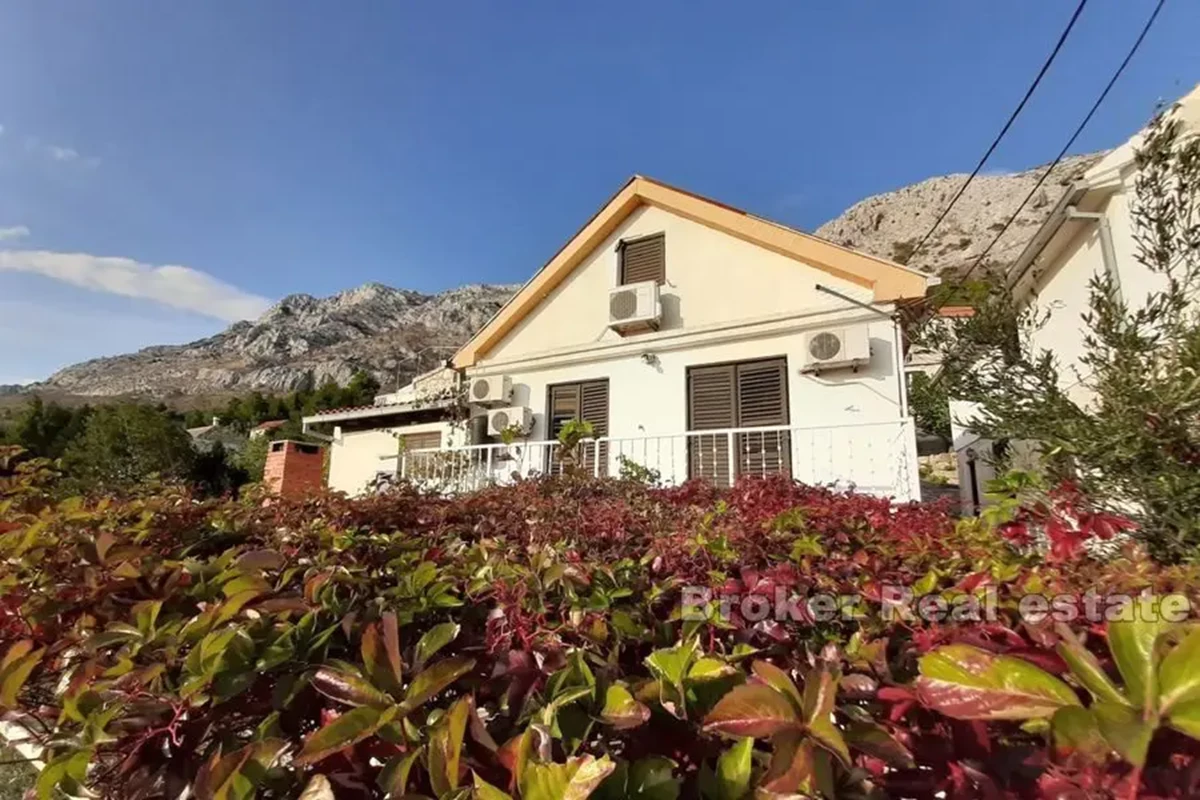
[2,444,1200,799]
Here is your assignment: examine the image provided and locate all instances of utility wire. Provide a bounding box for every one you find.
[918,0,1167,386]
[948,0,1167,289]
[904,0,1089,267]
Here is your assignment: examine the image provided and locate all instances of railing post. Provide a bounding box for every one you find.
[593,440,601,477]
[486,447,493,484]
[725,431,735,486]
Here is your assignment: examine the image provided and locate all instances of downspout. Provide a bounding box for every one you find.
[813,283,908,416]
[1065,206,1122,301]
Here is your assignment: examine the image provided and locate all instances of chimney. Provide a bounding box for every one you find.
[263,440,325,498]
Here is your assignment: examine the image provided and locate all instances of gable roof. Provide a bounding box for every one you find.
[453,175,934,368]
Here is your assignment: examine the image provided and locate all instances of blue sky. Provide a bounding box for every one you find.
[1,1,1197,385]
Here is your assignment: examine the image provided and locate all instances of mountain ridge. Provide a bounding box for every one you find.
[30,151,1107,400]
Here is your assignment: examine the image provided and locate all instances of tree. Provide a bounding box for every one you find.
[937,107,1200,561]
[2,398,91,459]
[63,404,196,488]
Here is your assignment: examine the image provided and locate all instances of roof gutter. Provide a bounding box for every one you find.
[1006,180,1091,295]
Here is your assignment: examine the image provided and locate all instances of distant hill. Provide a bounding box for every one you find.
[815,152,1105,277]
[34,283,517,399]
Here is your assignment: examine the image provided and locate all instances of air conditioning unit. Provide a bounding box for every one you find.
[469,375,512,405]
[487,406,533,437]
[608,280,661,333]
[801,327,871,372]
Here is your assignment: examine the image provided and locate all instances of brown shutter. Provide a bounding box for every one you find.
[735,359,790,477]
[547,380,608,476]
[687,364,736,486]
[580,380,609,476]
[399,431,441,451]
[620,234,665,285]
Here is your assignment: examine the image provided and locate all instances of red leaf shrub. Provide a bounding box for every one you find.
[1,446,1198,798]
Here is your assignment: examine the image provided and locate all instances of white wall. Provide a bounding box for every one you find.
[488,204,876,363]
[327,421,459,496]
[468,309,914,496]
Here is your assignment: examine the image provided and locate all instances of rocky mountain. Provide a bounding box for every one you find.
[38,283,518,398]
[815,152,1105,277]
[32,152,1109,400]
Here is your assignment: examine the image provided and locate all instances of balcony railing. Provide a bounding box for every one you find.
[386,419,920,501]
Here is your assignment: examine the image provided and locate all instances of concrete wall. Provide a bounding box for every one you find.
[326,420,459,496]
[488,204,876,363]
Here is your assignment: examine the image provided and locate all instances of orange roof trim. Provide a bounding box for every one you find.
[453,175,933,368]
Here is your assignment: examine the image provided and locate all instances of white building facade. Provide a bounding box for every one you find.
[313,176,933,500]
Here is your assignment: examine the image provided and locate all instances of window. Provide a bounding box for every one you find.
[619,233,665,285]
[686,357,790,485]
[546,379,609,475]
[398,431,442,451]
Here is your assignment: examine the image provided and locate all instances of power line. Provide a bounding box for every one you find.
[905,0,1089,267]
[918,0,1168,388]
[951,0,1166,289]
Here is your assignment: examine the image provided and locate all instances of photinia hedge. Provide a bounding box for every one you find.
[2,444,1199,799]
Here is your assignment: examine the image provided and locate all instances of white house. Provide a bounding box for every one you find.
[1006,83,1200,404]
[307,176,938,499]
[949,84,1200,512]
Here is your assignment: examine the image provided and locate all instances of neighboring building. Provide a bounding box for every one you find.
[250,419,288,439]
[949,84,1200,514]
[186,416,246,454]
[311,176,937,499]
[263,439,325,497]
[1006,83,1200,404]
[302,367,460,496]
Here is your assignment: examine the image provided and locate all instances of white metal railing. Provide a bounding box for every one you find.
[387,419,920,501]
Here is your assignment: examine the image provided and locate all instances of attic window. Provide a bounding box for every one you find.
[619,233,665,285]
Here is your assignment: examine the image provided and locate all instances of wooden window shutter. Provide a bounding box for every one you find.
[399,431,441,451]
[687,364,736,486]
[735,359,790,477]
[619,234,665,285]
[547,380,608,476]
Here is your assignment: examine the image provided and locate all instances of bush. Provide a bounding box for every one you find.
[2,445,1199,798]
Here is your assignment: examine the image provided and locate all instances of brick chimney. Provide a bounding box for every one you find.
[263,440,325,498]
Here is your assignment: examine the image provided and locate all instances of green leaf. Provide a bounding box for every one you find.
[1158,626,1200,711]
[843,719,915,769]
[714,738,754,800]
[36,750,90,800]
[473,772,515,800]
[429,695,472,795]
[624,757,680,800]
[759,732,816,795]
[311,666,393,708]
[750,660,803,712]
[1167,698,1200,740]
[415,622,461,671]
[703,683,801,738]
[800,665,850,766]
[1092,702,1156,767]
[600,683,650,730]
[0,644,44,708]
[915,644,1081,720]
[645,640,698,718]
[399,656,476,715]
[1108,599,1166,710]
[1055,627,1129,706]
[294,705,397,765]
[521,755,616,800]
[377,746,424,798]
[1051,707,1111,763]
[297,774,336,800]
